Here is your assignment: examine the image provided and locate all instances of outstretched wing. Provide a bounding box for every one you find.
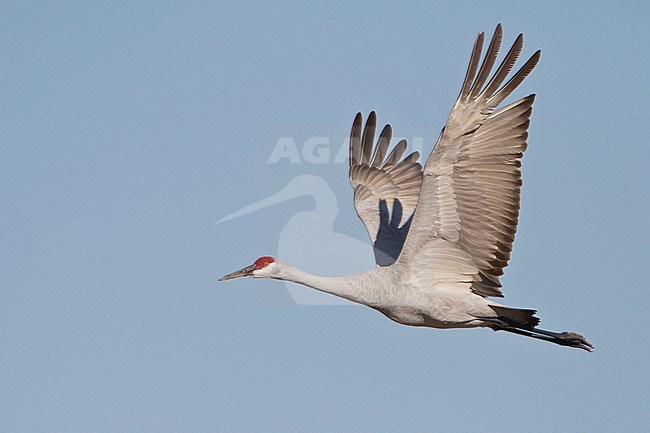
[398,24,541,297]
[349,112,423,266]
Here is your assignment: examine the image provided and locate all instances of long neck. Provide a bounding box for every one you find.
[278,264,377,306]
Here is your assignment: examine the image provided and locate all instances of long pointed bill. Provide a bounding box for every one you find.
[219,264,256,281]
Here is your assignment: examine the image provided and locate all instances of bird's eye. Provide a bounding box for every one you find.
[263,261,269,267]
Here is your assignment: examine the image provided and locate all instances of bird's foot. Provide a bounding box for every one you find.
[556,331,594,352]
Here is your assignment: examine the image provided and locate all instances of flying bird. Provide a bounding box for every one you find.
[219,25,593,351]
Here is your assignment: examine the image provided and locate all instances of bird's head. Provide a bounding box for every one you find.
[219,256,280,281]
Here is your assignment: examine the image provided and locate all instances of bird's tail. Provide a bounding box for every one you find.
[488,305,593,352]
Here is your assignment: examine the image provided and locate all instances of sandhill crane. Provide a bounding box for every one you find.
[219,24,593,351]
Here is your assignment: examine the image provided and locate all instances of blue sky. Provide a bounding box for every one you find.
[1,1,649,432]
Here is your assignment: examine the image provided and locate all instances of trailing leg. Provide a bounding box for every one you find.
[487,305,593,351]
[496,326,593,351]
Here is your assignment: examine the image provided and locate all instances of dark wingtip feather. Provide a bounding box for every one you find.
[404,151,420,164]
[469,24,503,97]
[361,111,377,165]
[371,124,392,167]
[458,31,485,100]
[489,50,541,106]
[349,112,363,167]
[482,32,525,98]
[385,139,408,166]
